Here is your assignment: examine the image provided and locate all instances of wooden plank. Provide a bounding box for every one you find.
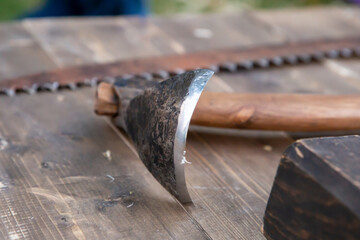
[0,22,56,80]
[0,20,211,239]
[22,17,177,67]
[150,12,286,53]
[22,11,288,68]
[184,129,291,239]
[322,59,360,90]
[0,90,210,240]
[220,64,360,94]
[254,7,360,40]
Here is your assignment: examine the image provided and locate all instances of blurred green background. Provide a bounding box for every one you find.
[0,0,344,21]
[153,0,343,14]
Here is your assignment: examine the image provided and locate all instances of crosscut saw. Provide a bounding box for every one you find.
[0,37,359,96]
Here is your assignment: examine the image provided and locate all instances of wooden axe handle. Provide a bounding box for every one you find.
[192,92,360,131]
[95,82,360,132]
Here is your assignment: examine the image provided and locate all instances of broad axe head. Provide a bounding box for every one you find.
[95,70,214,203]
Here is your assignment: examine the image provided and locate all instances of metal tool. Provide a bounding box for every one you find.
[108,70,213,203]
[95,70,360,203]
[1,37,360,96]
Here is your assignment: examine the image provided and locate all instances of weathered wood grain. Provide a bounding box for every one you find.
[0,22,56,80]
[1,6,360,240]
[254,7,360,40]
[264,135,360,240]
[0,90,211,240]
[22,17,176,67]
[220,64,360,94]
[149,12,286,53]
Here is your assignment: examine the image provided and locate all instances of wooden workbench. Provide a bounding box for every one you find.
[1,6,360,239]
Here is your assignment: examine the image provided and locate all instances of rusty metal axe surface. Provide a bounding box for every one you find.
[110,69,214,203]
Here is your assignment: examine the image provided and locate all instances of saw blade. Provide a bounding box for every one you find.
[1,37,360,96]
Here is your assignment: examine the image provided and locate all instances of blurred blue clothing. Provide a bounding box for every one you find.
[25,0,148,18]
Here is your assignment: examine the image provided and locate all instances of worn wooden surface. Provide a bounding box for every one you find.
[264,136,360,240]
[0,6,360,239]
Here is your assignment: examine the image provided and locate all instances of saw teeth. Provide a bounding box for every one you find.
[138,72,153,81]
[121,74,135,80]
[208,65,220,72]
[66,82,77,90]
[255,58,270,68]
[153,70,170,79]
[220,62,237,72]
[285,55,298,64]
[355,48,360,57]
[238,61,254,70]
[326,50,339,58]
[42,82,59,92]
[4,88,15,97]
[171,68,186,75]
[102,76,115,84]
[312,52,325,61]
[83,77,99,86]
[24,84,38,95]
[340,48,352,58]
[271,57,284,66]
[299,54,311,63]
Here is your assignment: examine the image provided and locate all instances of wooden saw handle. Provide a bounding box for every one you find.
[191,92,360,131]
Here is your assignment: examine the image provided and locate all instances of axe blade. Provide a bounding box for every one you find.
[118,69,213,203]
